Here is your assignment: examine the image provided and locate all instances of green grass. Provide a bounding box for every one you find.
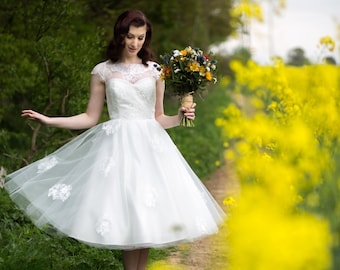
[165,83,230,180]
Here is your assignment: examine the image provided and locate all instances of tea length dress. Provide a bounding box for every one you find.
[4,60,225,249]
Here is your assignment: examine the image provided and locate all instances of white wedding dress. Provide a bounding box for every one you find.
[4,60,225,249]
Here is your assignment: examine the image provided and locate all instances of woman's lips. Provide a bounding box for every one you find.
[128,47,137,53]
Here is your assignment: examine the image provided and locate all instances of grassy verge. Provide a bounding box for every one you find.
[165,83,230,180]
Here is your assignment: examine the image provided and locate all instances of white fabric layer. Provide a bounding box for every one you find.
[5,61,225,249]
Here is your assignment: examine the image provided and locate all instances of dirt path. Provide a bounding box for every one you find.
[163,164,239,269]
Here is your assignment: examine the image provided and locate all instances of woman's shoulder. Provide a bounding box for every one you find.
[92,60,111,70]
[147,60,161,69]
[91,60,111,81]
[147,61,162,74]
[146,61,162,79]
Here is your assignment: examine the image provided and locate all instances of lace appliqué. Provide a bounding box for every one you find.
[37,156,58,173]
[91,61,161,83]
[102,121,119,135]
[96,218,112,236]
[108,62,160,84]
[144,187,158,207]
[48,184,72,202]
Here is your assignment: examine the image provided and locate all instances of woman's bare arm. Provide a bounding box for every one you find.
[154,79,195,129]
[21,75,105,130]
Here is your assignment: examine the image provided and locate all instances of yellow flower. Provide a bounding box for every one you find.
[215,60,339,269]
[188,61,200,72]
[199,65,206,76]
[319,35,336,51]
[232,2,263,22]
[223,196,236,206]
[205,71,212,81]
[148,261,184,270]
[227,187,331,270]
[180,49,187,56]
[214,160,221,167]
[223,141,229,148]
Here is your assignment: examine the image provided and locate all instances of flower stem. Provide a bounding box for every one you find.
[180,115,195,127]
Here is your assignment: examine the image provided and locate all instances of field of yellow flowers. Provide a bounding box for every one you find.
[216,58,340,269]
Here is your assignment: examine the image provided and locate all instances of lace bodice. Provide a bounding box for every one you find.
[91,61,162,120]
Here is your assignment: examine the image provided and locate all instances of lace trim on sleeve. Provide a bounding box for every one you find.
[149,61,162,80]
[91,62,107,82]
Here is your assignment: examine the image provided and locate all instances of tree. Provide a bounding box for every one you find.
[0,0,104,171]
[286,47,311,66]
[323,56,337,65]
[83,0,235,55]
[0,2,122,269]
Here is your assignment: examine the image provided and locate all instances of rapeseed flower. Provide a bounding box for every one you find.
[217,59,339,269]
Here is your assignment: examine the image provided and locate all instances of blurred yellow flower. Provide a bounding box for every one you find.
[188,61,199,72]
[216,59,339,269]
[180,49,187,56]
[223,196,236,207]
[199,65,206,76]
[319,35,336,51]
[232,2,263,22]
[214,160,221,167]
[148,261,185,270]
[205,71,212,81]
[227,187,331,270]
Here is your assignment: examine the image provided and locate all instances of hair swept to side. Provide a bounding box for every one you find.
[106,10,156,65]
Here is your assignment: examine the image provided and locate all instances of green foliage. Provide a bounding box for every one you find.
[166,82,229,179]
[147,0,235,53]
[0,189,123,270]
[82,0,234,55]
[215,47,253,80]
[0,0,105,171]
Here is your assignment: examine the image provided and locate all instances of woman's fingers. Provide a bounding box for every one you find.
[21,110,43,121]
[183,103,196,120]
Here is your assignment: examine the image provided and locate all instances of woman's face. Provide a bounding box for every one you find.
[123,25,147,58]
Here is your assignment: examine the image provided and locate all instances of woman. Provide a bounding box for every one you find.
[5,10,225,270]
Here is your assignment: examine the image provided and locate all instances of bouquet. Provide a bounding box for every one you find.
[160,46,218,127]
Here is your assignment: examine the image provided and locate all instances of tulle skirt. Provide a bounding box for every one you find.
[4,118,225,249]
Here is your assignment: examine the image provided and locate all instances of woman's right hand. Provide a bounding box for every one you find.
[21,110,51,125]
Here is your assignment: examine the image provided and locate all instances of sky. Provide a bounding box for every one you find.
[214,0,340,64]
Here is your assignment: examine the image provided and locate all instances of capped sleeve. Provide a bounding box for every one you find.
[91,62,106,82]
[149,61,162,80]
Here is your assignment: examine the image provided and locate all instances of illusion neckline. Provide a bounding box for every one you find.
[110,60,145,65]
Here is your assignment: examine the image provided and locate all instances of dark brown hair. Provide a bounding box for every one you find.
[106,10,155,65]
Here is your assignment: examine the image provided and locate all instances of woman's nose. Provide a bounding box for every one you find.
[131,38,138,46]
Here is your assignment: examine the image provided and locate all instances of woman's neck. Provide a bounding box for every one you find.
[119,56,142,64]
